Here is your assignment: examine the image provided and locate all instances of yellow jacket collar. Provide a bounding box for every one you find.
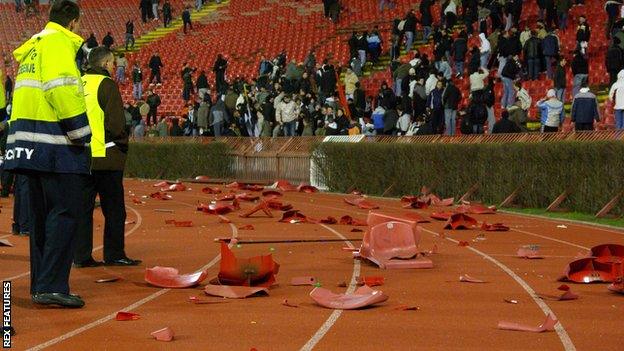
[13,22,83,63]
[44,22,84,51]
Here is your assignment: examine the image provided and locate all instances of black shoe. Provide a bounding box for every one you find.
[32,293,85,308]
[73,258,103,268]
[104,257,142,266]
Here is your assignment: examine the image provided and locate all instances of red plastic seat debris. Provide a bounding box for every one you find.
[517,245,543,259]
[115,311,140,321]
[339,215,367,226]
[202,186,222,194]
[430,212,453,221]
[194,175,210,181]
[243,184,265,192]
[458,241,470,247]
[226,182,242,189]
[262,190,282,197]
[198,200,240,215]
[266,199,293,211]
[309,285,389,309]
[564,257,615,283]
[165,220,193,227]
[356,221,433,269]
[537,284,579,301]
[497,314,558,333]
[216,242,280,287]
[290,276,317,286]
[239,201,273,218]
[204,285,269,299]
[357,276,384,286]
[144,266,209,288]
[238,224,255,230]
[0,239,13,247]
[216,193,236,201]
[298,184,318,193]
[366,211,425,227]
[275,180,297,192]
[455,203,496,214]
[400,196,428,209]
[151,327,174,342]
[481,222,510,231]
[429,195,454,206]
[344,196,380,209]
[150,192,172,200]
[589,244,624,264]
[444,213,478,230]
[235,193,260,202]
[162,183,186,192]
[153,181,174,187]
[131,197,145,204]
[320,216,338,224]
[459,274,487,283]
[279,210,316,224]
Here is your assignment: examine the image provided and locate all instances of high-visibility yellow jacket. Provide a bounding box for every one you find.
[5,22,92,173]
[82,73,107,158]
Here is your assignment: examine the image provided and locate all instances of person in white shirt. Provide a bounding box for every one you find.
[425,69,439,96]
[609,69,624,129]
[396,107,411,135]
[479,33,491,69]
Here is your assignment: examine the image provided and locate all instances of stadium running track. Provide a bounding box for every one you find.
[0,179,623,351]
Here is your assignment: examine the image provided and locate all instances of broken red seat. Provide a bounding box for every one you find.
[226,182,243,189]
[444,213,478,230]
[216,242,280,287]
[589,244,624,264]
[266,199,293,211]
[344,196,380,209]
[161,183,186,192]
[242,184,265,192]
[279,210,316,224]
[481,221,510,231]
[239,201,273,218]
[564,257,616,283]
[309,285,389,309]
[275,180,297,192]
[215,193,236,201]
[144,266,209,288]
[356,221,433,269]
[197,200,240,215]
[235,193,260,202]
[455,203,497,214]
[151,327,174,342]
[498,314,558,333]
[201,186,222,194]
[400,195,429,209]
[319,216,338,224]
[194,175,210,181]
[339,215,368,226]
[430,212,453,221]
[298,184,318,193]
[149,192,172,200]
[153,181,174,187]
[429,195,454,206]
[366,212,428,230]
[204,285,269,298]
[262,190,283,197]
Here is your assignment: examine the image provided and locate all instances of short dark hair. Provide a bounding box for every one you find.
[49,0,80,27]
[88,46,113,68]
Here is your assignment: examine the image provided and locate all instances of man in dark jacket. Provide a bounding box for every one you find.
[125,20,135,51]
[452,31,468,77]
[140,0,151,22]
[570,85,600,130]
[553,57,567,103]
[102,32,114,49]
[213,54,228,95]
[606,40,623,85]
[492,110,521,133]
[442,79,461,135]
[182,6,192,33]
[404,10,418,52]
[542,29,559,79]
[383,107,399,135]
[148,53,163,84]
[163,0,173,27]
[420,0,433,40]
[146,89,161,125]
[500,55,520,108]
[196,70,209,100]
[523,31,541,80]
[353,82,366,117]
[75,47,141,268]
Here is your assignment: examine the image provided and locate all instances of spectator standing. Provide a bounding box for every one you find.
[151,0,159,20]
[116,53,128,84]
[427,80,445,134]
[86,33,98,49]
[553,57,567,103]
[571,50,588,98]
[500,55,520,108]
[213,54,228,95]
[182,6,192,34]
[570,85,600,131]
[403,10,417,53]
[276,94,300,136]
[102,32,114,49]
[538,89,564,132]
[210,99,228,136]
[467,96,488,134]
[605,40,623,85]
[492,110,521,133]
[148,53,163,84]
[163,0,173,27]
[451,31,468,78]
[196,70,209,100]
[140,0,151,22]
[608,70,624,129]
[523,31,541,81]
[182,68,194,102]
[576,16,591,54]
[542,29,559,79]
[420,0,433,40]
[556,0,572,30]
[343,67,358,100]
[146,89,161,125]
[605,0,622,38]
[395,106,411,135]
[383,105,399,135]
[442,78,461,135]
[125,20,135,50]
[478,33,491,69]
[132,62,143,100]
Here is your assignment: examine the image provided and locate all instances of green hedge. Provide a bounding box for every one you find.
[125,141,233,180]
[312,141,624,214]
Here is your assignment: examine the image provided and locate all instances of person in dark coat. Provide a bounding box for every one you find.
[420,0,433,40]
[492,110,521,133]
[451,31,468,77]
[467,97,488,134]
[102,32,114,49]
[140,0,151,22]
[553,57,567,103]
[86,33,98,48]
[442,79,461,135]
[162,0,173,27]
[427,80,444,134]
[182,6,192,33]
[213,54,228,95]
[148,53,163,84]
[606,40,623,85]
[145,89,161,125]
[570,85,600,130]
[383,107,399,135]
[523,31,542,81]
[468,46,480,74]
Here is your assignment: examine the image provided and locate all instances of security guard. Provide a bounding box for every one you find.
[5,1,90,308]
[74,46,141,268]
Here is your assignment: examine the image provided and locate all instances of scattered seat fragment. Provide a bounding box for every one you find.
[455,203,496,214]
[151,327,174,342]
[344,196,380,209]
[153,181,174,187]
[444,213,478,230]
[339,215,368,226]
[290,276,317,286]
[589,244,624,264]
[216,242,279,287]
[459,274,488,283]
[497,314,558,333]
[298,184,318,193]
[563,257,615,283]
[201,186,222,194]
[430,212,453,221]
[536,284,579,301]
[0,239,14,247]
[517,245,544,259]
[481,222,510,231]
[204,285,269,299]
[161,183,186,192]
[239,201,273,218]
[400,196,428,209]
[144,266,209,288]
[115,311,140,321]
[279,210,316,224]
[309,285,389,309]
[149,192,172,200]
[275,180,297,192]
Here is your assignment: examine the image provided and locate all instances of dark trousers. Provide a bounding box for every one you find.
[164,13,172,27]
[148,108,158,125]
[12,174,30,234]
[183,20,193,33]
[543,125,559,132]
[150,69,161,84]
[74,171,126,264]
[0,169,14,197]
[27,172,87,295]
[575,122,593,131]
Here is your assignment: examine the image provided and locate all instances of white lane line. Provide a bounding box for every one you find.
[299,224,360,351]
[420,227,576,351]
[511,228,590,251]
[0,205,144,282]
[27,215,237,351]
